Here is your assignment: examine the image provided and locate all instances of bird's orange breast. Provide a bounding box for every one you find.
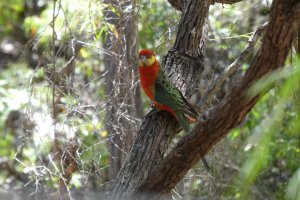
[139,61,160,100]
[139,62,177,118]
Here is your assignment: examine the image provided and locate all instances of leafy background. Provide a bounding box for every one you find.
[0,0,299,199]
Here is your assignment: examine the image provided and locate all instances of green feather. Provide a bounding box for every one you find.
[154,69,211,171]
[153,69,198,132]
[176,112,190,132]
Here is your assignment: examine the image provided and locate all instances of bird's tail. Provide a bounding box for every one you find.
[176,112,191,133]
[176,111,210,172]
[179,92,202,122]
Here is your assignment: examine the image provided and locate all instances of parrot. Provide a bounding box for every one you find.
[138,49,210,171]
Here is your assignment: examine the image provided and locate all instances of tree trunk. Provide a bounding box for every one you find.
[108,0,300,199]
[109,0,209,198]
[103,0,143,181]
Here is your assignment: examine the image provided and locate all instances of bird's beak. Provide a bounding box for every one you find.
[139,55,147,67]
[140,55,146,64]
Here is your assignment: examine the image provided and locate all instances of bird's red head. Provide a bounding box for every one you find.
[138,49,155,57]
[138,49,156,67]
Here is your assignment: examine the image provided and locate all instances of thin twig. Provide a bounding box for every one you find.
[198,22,268,110]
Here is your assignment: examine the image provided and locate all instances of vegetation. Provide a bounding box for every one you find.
[0,0,299,199]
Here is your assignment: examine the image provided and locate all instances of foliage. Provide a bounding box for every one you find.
[227,59,300,199]
[0,0,299,199]
[138,0,179,54]
[0,0,24,37]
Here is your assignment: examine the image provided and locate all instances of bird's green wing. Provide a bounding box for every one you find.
[154,70,211,170]
[154,71,184,109]
[154,70,199,120]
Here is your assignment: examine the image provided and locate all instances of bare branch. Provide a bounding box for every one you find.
[103,0,143,182]
[58,139,78,195]
[139,0,299,194]
[198,22,268,110]
[167,0,184,11]
[109,1,210,199]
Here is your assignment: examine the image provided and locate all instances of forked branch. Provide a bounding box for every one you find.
[139,0,300,194]
[198,22,268,110]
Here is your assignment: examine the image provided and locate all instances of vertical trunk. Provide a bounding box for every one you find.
[108,0,209,199]
[108,0,300,199]
[103,0,143,181]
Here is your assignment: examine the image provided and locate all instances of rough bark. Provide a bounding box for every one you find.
[168,0,243,11]
[167,0,186,11]
[103,0,143,181]
[108,0,300,199]
[109,0,209,199]
[139,0,300,194]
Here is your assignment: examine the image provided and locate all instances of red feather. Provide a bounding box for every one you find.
[138,50,176,117]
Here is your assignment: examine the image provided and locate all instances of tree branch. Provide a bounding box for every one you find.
[167,0,185,11]
[109,1,210,199]
[168,0,244,11]
[139,0,300,194]
[198,22,268,110]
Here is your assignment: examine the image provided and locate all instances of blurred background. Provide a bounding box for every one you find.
[0,0,299,199]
